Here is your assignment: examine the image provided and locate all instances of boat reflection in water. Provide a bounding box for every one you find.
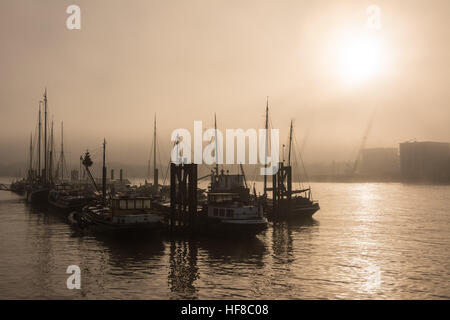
[167,235,267,299]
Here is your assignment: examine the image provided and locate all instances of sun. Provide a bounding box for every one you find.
[337,33,385,84]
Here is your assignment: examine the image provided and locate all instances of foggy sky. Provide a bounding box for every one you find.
[1,0,450,172]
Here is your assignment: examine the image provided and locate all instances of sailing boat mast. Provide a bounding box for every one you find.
[28,133,33,181]
[60,122,65,181]
[263,98,269,196]
[102,139,107,202]
[153,114,158,188]
[38,101,41,178]
[214,113,219,174]
[49,119,54,183]
[43,89,48,184]
[288,120,293,167]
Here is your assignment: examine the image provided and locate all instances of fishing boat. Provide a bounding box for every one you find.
[48,184,95,213]
[26,184,50,204]
[263,104,320,218]
[73,139,163,233]
[80,196,163,233]
[264,163,320,217]
[198,115,267,236]
[198,168,268,236]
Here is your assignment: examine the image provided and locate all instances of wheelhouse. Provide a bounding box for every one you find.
[111,197,152,211]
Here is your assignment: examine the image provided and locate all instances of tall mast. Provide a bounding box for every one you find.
[214,113,218,174]
[49,119,54,183]
[263,97,269,195]
[102,138,107,202]
[43,88,48,184]
[28,133,33,181]
[288,120,293,167]
[59,122,65,181]
[38,102,41,178]
[153,113,158,188]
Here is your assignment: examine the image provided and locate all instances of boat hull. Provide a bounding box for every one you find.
[80,210,164,234]
[48,198,89,213]
[193,217,268,237]
[266,201,320,218]
[48,193,94,214]
[26,188,50,205]
[10,183,26,195]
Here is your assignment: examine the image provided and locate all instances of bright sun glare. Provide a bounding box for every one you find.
[337,33,384,84]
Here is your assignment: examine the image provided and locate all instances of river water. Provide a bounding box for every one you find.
[0,179,449,299]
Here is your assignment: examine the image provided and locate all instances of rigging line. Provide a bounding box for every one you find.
[289,125,302,187]
[249,164,259,192]
[156,134,168,185]
[292,132,303,186]
[32,121,38,170]
[163,160,170,186]
[89,145,103,157]
[156,135,163,172]
[292,145,303,189]
[293,132,310,189]
[163,138,180,186]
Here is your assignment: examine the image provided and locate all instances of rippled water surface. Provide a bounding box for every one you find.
[0,180,449,299]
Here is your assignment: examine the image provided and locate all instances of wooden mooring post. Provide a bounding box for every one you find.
[271,162,292,215]
[170,163,198,232]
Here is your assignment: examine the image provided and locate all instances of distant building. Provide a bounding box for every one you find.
[399,141,450,182]
[360,148,399,178]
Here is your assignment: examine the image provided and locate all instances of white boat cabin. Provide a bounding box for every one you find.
[109,197,161,225]
[207,204,262,220]
[207,172,262,220]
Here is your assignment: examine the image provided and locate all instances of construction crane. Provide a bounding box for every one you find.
[351,108,377,175]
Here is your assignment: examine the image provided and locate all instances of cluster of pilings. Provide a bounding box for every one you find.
[169,163,198,231]
[272,162,292,210]
[168,161,296,226]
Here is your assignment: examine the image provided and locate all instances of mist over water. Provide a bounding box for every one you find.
[1,178,449,299]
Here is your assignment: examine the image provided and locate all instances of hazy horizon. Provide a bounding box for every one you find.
[1,0,450,172]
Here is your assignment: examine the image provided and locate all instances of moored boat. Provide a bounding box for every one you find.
[198,169,268,237]
[10,179,27,195]
[80,196,164,233]
[48,183,95,213]
[262,105,320,219]
[74,139,164,234]
[26,183,50,204]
